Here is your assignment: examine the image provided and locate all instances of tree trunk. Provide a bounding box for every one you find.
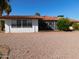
[0,7,2,16]
[7,12,9,16]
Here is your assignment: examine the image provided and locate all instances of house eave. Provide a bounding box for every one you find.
[0,16,42,20]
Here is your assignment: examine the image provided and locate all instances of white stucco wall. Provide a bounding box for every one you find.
[5,19,38,33]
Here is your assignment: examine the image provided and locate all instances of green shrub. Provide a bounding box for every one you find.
[57,18,71,31]
[72,23,79,30]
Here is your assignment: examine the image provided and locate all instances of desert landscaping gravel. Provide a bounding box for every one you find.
[0,31,79,59]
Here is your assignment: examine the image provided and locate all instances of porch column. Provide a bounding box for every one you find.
[54,21,56,30]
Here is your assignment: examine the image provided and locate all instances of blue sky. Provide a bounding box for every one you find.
[4,0,79,19]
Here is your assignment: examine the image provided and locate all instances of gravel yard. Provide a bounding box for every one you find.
[0,31,79,59]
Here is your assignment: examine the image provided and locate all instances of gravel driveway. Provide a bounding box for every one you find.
[0,31,79,59]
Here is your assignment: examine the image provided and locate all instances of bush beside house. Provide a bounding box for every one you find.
[72,23,79,30]
[57,18,71,31]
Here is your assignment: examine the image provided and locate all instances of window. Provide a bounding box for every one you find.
[11,20,17,28]
[11,20,32,28]
[17,20,21,27]
[27,20,32,27]
[23,20,27,27]
[23,20,32,27]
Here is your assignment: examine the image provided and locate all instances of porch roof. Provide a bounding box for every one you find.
[42,16,59,21]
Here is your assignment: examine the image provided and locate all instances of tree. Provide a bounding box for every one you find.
[57,15,64,17]
[0,0,11,16]
[57,18,71,31]
[35,12,40,16]
[5,4,11,16]
[0,0,11,31]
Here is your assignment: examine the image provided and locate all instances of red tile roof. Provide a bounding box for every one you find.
[0,16,79,23]
[71,20,79,23]
[0,16,42,20]
[69,18,79,23]
[42,16,59,20]
[0,16,59,20]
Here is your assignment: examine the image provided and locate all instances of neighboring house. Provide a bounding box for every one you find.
[0,16,79,33]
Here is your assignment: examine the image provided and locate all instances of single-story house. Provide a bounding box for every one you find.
[0,16,79,33]
[0,16,42,33]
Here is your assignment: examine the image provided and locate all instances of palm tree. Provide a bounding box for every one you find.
[0,0,11,16]
[5,4,11,16]
[0,0,11,31]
